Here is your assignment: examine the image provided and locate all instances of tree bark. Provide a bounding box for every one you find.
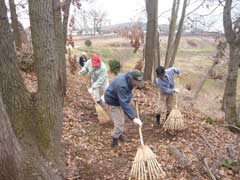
[62,0,72,47]
[193,59,218,100]
[223,0,240,127]
[165,0,180,67]
[0,0,65,179]
[168,0,188,67]
[29,0,64,156]
[0,0,32,137]
[157,31,161,66]
[9,0,22,49]
[0,94,23,180]
[223,44,240,126]
[53,0,67,96]
[144,0,158,81]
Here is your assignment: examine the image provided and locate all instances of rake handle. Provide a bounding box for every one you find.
[175,77,179,108]
[138,127,144,145]
[136,102,144,145]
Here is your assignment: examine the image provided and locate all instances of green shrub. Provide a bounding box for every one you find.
[109,59,121,75]
[84,39,92,47]
[206,117,216,125]
[223,159,239,170]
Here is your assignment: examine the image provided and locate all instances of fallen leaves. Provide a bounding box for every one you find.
[22,71,240,179]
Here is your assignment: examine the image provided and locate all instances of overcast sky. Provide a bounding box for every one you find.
[80,0,176,25]
[13,0,224,31]
[93,0,172,24]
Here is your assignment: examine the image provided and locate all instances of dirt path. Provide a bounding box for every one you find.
[63,73,240,180]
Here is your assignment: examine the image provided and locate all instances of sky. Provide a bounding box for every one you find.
[13,0,224,31]
[84,0,173,24]
[80,0,223,31]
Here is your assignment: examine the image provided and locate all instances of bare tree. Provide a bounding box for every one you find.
[62,0,72,47]
[88,8,108,35]
[53,0,67,95]
[9,0,22,49]
[0,0,65,178]
[164,0,188,68]
[165,0,180,67]
[0,93,23,180]
[222,0,240,127]
[168,0,188,67]
[144,0,159,81]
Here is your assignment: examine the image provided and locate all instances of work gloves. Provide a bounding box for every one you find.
[133,118,143,127]
[174,88,180,93]
[88,87,93,95]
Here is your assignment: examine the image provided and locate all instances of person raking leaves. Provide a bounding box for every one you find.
[104,70,144,148]
[155,66,180,125]
[79,54,109,103]
[79,52,87,67]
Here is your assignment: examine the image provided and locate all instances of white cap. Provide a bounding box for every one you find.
[82,52,86,55]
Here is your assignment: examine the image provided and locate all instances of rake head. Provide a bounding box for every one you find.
[129,145,165,180]
[163,108,184,132]
[95,103,111,124]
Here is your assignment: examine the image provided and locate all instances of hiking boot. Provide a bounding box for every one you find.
[119,135,129,142]
[111,137,118,148]
[156,114,161,126]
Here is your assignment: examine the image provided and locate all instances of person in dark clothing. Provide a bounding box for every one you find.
[79,52,87,67]
[104,70,144,148]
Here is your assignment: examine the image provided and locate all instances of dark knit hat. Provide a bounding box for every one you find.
[156,66,165,77]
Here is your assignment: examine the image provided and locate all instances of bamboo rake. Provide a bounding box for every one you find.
[129,103,165,180]
[163,77,184,131]
[84,77,111,124]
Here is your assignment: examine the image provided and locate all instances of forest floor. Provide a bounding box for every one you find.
[61,71,240,180]
[21,36,240,180]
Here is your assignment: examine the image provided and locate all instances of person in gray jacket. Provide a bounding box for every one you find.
[79,54,109,103]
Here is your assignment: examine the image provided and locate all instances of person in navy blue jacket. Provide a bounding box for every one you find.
[104,70,144,148]
[155,66,180,125]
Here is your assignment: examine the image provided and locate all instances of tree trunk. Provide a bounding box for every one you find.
[223,0,240,127]
[144,0,158,81]
[53,0,67,96]
[157,31,161,66]
[0,0,65,179]
[0,94,23,180]
[168,0,188,67]
[62,0,71,48]
[9,0,22,49]
[0,0,32,137]
[164,0,180,67]
[193,59,218,100]
[224,44,240,126]
[29,0,64,156]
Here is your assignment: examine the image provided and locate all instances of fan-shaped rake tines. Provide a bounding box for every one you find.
[95,103,111,124]
[129,145,165,180]
[163,108,185,132]
[129,103,166,180]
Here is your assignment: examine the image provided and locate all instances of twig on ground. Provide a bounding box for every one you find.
[203,158,217,180]
[224,125,240,132]
[199,134,214,154]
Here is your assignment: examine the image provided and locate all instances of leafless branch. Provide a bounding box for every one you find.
[186,0,206,17]
[198,2,222,17]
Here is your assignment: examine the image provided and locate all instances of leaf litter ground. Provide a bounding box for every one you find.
[21,71,240,180]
